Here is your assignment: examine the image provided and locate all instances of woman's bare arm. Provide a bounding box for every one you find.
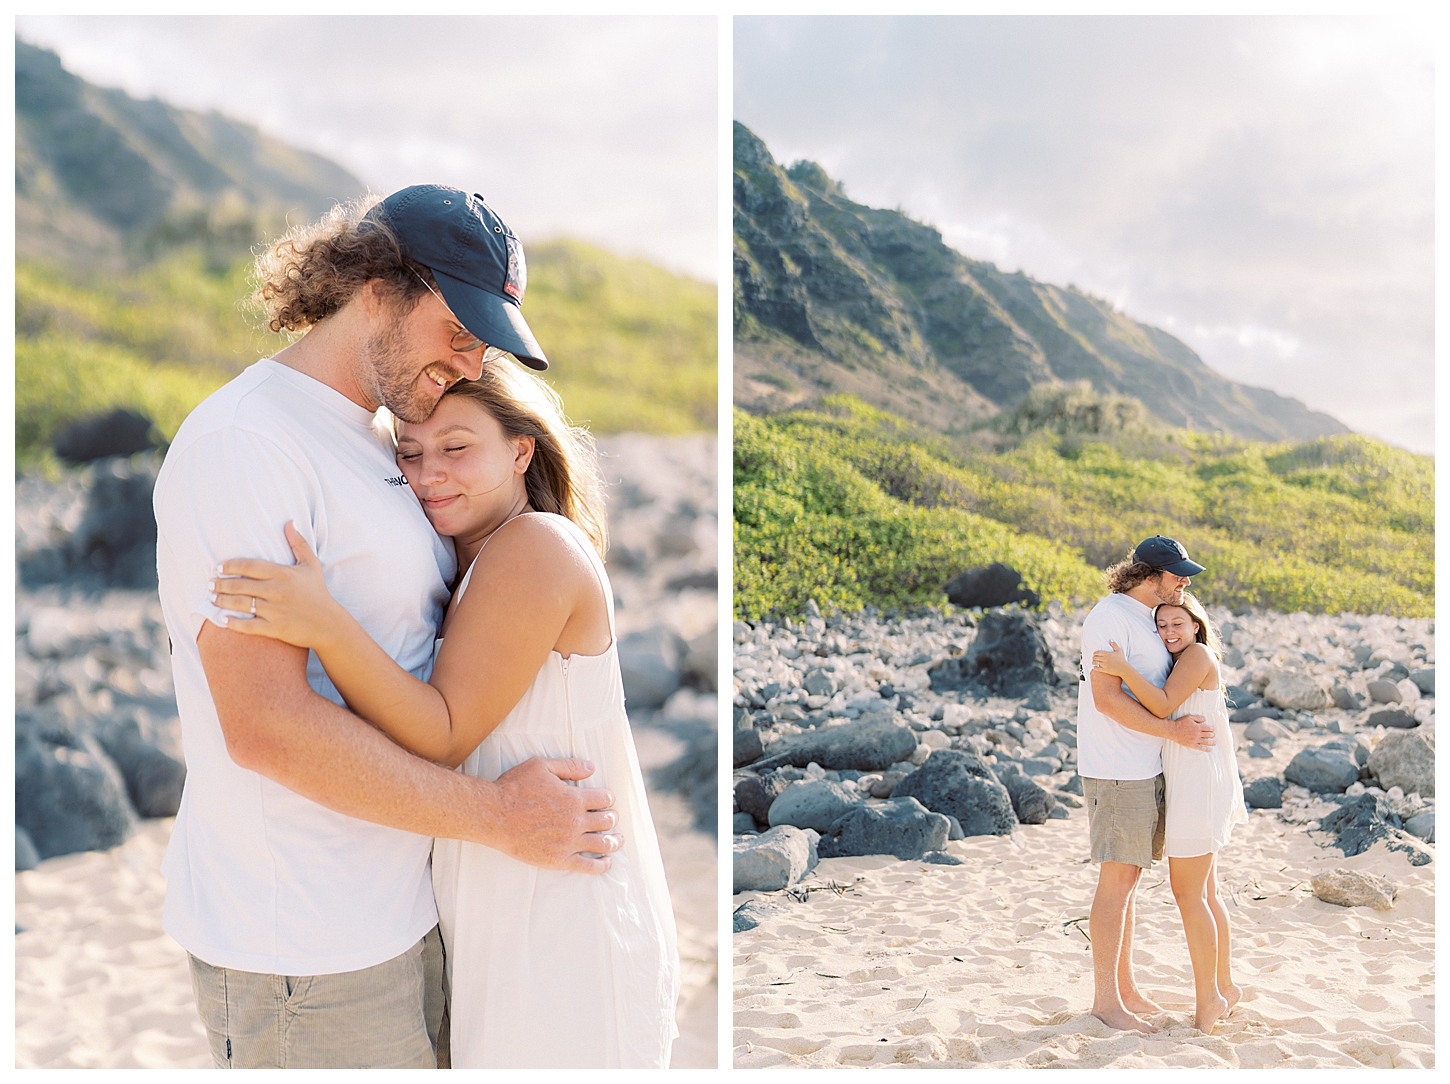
[1092,639,1214,718]
[213,517,600,767]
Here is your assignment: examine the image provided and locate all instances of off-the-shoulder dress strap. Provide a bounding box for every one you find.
[452,512,614,637]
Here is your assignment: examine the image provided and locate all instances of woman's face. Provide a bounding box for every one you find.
[1156,605,1200,656]
[395,395,534,540]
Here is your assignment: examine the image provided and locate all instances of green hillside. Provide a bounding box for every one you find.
[734,396,1432,620]
[16,240,716,467]
[734,122,1348,444]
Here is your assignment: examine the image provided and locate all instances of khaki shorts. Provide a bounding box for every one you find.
[1083,775,1165,869]
[188,926,446,1069]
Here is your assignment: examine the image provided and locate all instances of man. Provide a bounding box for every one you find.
[1078,535,1216,1034]
[153,185,618,1068]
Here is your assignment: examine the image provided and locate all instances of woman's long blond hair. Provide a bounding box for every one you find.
[389,362,608,557]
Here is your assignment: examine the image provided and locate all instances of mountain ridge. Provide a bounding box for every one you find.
[16,36,366,270]
[733,121,1348,444]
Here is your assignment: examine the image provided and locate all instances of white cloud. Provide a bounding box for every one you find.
[16,14,718,281]
[735,14,1433,453]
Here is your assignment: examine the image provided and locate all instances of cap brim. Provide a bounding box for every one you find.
[431,269,549,370]
[1163,558,1207,577]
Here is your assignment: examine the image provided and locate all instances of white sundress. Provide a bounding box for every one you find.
[1162,686,1248,858]
[429,513,680,1068]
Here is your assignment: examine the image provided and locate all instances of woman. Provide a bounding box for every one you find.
[1092,592,1246,1034]
[209,361,679,1068]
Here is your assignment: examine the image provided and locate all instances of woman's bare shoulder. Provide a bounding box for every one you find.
[470,513,595,581]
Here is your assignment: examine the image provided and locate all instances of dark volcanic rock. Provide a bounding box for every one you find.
[734,769,801,826]
[944,563,1039,610]
[52,409,161,464]
[749,716,918,772]
[816,797,950,860]
[1366,708,1418,730]
[929,611,1058,699]
[94,717,186,819]
[995,764,1057,825]
[1242,776,1285,809]
[15,716,136,860]
[892,749,1017,837]
[649,727,717,833]
[1319,794,1431,866]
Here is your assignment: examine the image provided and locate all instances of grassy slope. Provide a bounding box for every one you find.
[16,239,716,466]
[734,397,1432,620]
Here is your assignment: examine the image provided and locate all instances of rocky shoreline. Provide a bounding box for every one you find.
[733,600,1434,910]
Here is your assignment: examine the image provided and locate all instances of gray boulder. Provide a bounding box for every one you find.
[1367,729,1435,797]
[944,563,1039,609]
[15,721,136,860]
[734,726,765,768]
[734,825,818,893]
[1330,684,1364,711]
[16,827,41,871]
[618,624,684,709]
[733,812,758,835]
[734,768,801,826]
[929,611,1058,699]
[51,408,161,464]
[1402,810,1434,842]
[749,716,917,772]
[1283,744,1360,793]
[1242,776,1285,809]
[922,850,964,865]
[1409,668,1434,696]
[767,779,862,832]
[802,668,840,697]
[1367,680,1403,704]
[893,749,1017,837]
[1367,708,1418,730]
[1264,671,1329,712]
[816,797,950,860]
[681,625,718,692]
[1244,717,1290,744]
[733,898,782,932]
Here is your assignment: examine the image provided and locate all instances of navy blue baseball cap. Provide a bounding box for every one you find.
[372,185,548,370]
[1134,536,1206,577]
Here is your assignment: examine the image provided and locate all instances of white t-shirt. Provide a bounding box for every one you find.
[154,359,456,975]
[1076,592,1171,780]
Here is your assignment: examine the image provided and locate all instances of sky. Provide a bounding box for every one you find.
[735,15,1435,455]
[15,14,718,283]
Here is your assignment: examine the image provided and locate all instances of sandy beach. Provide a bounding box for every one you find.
[14,722,717,1070]
[733,797,1433,1068]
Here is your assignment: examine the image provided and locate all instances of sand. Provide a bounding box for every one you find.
[14,723,717,1070]
[732,801,1434,1069]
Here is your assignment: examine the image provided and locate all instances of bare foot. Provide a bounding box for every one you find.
[1221,983,1243,1012]
[1122,990,1163,1016]
[1195,992,1230,1034]
[1092,1006,1159,1034]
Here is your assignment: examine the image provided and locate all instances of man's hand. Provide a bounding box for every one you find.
[488,757,621,873]
[1169,714,1215,751]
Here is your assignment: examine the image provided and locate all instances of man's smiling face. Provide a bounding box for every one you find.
[1149,570,1192,607]
[362,287,489,424]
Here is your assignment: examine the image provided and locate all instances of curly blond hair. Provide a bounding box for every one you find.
[1104,553,1161,595]
[251,194,435,335]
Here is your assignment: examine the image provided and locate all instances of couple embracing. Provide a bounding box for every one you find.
[153,186,679,1068]
[1079,536,1247,1035]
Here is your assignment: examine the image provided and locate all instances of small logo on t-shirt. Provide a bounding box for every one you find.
[384,474,408,487]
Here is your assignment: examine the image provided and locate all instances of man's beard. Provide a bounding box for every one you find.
[363,317,448,424]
